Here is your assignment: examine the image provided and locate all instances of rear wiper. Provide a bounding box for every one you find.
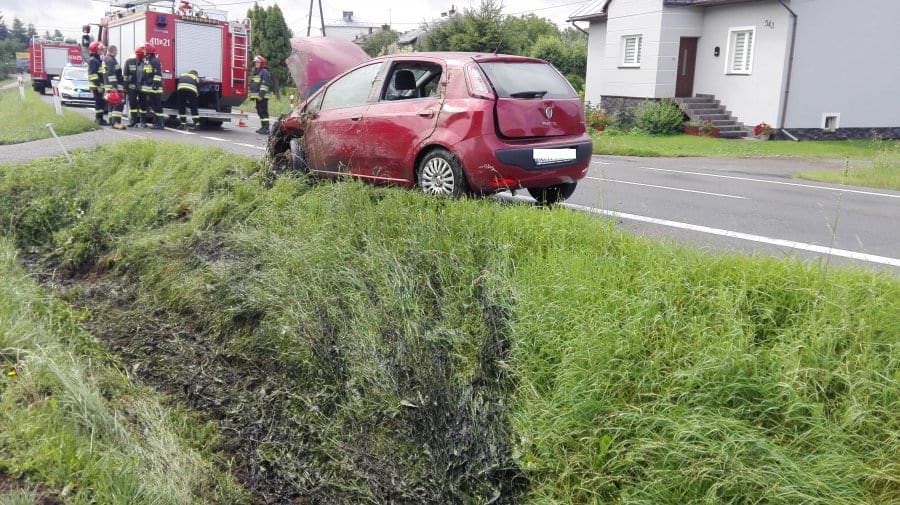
[510,90,547,98]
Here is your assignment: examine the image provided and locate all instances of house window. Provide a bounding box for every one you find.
[822,113,840,132]
[726,27,755,74]
[621,35,642,67]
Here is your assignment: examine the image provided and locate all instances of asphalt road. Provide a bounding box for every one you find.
[3,96,898,272]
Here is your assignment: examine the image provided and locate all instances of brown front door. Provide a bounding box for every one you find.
[676,37,699,98]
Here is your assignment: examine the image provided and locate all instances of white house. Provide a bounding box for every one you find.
[324,11,383,43]
[570,0,900,139]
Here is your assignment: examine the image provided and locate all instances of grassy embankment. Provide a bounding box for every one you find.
[592,130,896,159]
[798,140,900,191]
[0,89,96,146]
[0,238,249,504]
[1,141,898,504]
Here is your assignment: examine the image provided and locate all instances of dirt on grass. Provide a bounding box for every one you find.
[0,472,63,505]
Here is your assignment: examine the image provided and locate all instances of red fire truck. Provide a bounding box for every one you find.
[28,38,85,94]
[91,0,251,127]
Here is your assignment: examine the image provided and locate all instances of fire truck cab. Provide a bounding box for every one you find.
[94,0,251,127]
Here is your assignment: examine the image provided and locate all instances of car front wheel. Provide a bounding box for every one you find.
[417,149,467,197]
[527,182,577,205]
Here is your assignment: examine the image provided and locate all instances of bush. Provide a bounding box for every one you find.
[584,102,610,132]
[636,99,686,135]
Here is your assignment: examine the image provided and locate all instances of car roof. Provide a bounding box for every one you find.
[373,52,547,67]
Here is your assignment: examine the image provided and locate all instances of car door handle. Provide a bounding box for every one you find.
[350,115,362,122]
[417,109,436,118]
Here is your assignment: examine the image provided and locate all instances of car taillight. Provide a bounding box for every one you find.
[465,63,494,100]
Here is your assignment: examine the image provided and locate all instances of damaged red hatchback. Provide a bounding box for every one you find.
[271,52,592,203]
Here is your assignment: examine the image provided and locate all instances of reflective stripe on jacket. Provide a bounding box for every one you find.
[177,73,199,94]
[248,67,270,99]
[104,55,123,91]
[140,56,163,94]
[88,55,105,90]
[123,57,140,90]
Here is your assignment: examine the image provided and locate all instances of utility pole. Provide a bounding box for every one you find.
[306,0,314,36]
[306,0,326,37]
[318,0,326,37]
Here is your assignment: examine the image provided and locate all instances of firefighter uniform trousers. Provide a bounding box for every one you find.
[176,72,200,127]
[123,57,142,126]
[105,55,124,126]
[88,54,107,122]
[142,56,164,128]
[249,66,271,132]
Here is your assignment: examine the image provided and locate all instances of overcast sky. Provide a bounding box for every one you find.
[0,0,589,38]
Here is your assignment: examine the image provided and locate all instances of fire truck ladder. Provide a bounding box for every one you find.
[230,21,249,91]
[31,37,44,75]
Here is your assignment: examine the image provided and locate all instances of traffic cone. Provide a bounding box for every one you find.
[238,109,247,128]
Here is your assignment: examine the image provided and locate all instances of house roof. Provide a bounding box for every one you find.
[568,0,763,22]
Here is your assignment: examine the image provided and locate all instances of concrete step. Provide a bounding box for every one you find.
[708,119,737,126]
[695,113,731,121]
[685,102,722,111]
[718,130,748,138]
[689,107,726,115]
[695,93,716,99]
[678,97,718,104]
[715,125,745,132]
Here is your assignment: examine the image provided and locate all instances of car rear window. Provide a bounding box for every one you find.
[478,62,577,99]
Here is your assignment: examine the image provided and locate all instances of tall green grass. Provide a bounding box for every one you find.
[1,141,898,504]
[0,89,96,145]
[0,238,249,504]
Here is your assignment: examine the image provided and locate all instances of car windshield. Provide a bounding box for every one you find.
[62,68,88,81]
[478,62,577,99]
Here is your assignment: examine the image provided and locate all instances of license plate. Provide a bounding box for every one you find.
[80,92,92,98]
[533,148,577,166]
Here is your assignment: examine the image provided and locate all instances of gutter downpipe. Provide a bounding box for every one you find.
[778,0,799,141]
[570,20,589,36]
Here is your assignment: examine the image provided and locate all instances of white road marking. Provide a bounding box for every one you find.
[638,166,900,199]
[585,176,748,200]
[164,127,196,135]
[251,145,266,151]
[203,136,227,142]
[234,143,257,148]
[591,160,611,165]
[563,202,900,267]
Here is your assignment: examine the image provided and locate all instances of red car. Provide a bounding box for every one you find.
[271,52,591,203]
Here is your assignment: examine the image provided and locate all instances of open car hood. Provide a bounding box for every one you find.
[286,37,371,100]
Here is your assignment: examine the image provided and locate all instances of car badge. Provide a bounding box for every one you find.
[544,106,554,120]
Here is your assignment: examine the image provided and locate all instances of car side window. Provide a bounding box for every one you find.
[382,62,443,101]
[306,92,325,114]
[320,63,383,112]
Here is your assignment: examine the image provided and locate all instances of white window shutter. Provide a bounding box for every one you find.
[728,28,754,74]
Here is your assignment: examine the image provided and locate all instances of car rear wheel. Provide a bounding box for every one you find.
[528,182,577,205]
[417,149,467,197]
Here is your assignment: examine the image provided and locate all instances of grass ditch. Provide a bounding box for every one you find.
[1,141,898,504]
[0,238,249,504]
[0,89,96,145]
[798,139,900,191]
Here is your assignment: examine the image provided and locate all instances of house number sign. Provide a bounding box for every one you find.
[764,19,776,29]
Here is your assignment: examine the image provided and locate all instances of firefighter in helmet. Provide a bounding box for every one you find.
[87,41,108,126]
[176,69,201,130]
[104,45,126,130]
[249,55,271,135]
[142,43,165,129]
[124,46,146,127]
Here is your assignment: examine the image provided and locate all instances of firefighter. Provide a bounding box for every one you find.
[104,45,126,130]
[176,70,200,130]
[87,41,108,126]
[142,43,165,129]
[249,55,271,135]
[123,46,145,127]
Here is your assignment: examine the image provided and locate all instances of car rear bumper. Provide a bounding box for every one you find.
[455,134,593,193]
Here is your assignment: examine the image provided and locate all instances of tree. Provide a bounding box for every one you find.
[503,14,559,55]
[11,17,25,43]
[361,26,399,57]
[43,30,51,40]
[421,0,505,53]
[26,23,36,42]
[247,3,268,58]
[0,15,9,40]
[262,4,293,91]
[53,29,64,40]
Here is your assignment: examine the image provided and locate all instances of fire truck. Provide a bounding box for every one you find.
[92,0,251,127]
[28,38,85,94]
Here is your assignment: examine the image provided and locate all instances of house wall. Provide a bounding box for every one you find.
[785,0,900,129]
[692,0,790,127]
[595,0,666,99]
[583,20,607,106]
[655,6,703,97]
[323,25,376,42]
